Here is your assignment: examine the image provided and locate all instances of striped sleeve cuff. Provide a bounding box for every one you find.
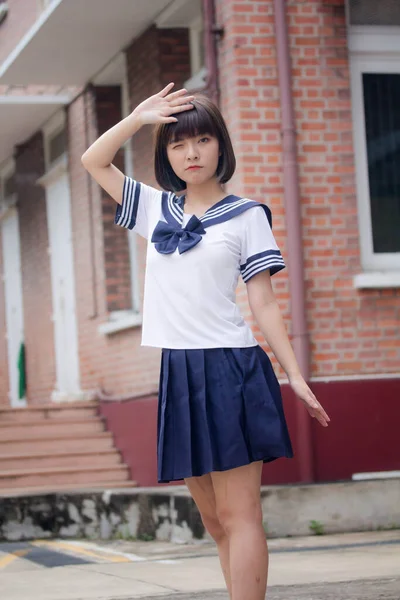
[114,177,141,230]
[240,250,285,282]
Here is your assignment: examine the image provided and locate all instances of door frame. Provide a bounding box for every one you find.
[37,111,82,402]
[0,157,27,407]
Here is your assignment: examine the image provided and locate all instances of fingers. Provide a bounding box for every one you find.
[171,103,195,113]
[314,399,330,423]
[305,387,331,425]
[315,412,329,427]
[169,94,195,108]
[308,405,330,427]
[166,88,192,102]
[158,82,175,97]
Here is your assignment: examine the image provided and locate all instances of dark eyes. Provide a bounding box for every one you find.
[171,137,210,149]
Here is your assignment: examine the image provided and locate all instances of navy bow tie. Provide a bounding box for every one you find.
[151,215,206,255]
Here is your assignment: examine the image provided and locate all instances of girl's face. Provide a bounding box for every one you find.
[166,134,220,187]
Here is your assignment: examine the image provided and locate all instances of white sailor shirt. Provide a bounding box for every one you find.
[115,176,285,349]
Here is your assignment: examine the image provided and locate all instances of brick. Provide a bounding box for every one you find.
[1,0,398,399]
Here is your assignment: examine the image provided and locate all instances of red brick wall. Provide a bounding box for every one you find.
[126,24,191,291]
[0,236,9,405]
[0,0,39,65]
[4,3,398,410]
[15,132,56,404]
[68,87,159,399]
[94,86,131,312]
[68,87,160,399]
[126,26,191,183]
[6,26,190,405]
[68,90,102,392]
[216,0,400,378]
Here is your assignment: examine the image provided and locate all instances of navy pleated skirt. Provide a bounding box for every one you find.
[157,345,293,483]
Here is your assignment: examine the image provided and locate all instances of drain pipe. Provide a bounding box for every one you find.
[202,0,221,106]
[273,0,314,482]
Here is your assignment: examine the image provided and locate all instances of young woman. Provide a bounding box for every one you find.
[82,83,330,600]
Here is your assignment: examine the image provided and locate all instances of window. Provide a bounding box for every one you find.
[121,76,141,318]
[155,0,206,92]
[184,15,206,91]
[48,128,67,165]
[350,26,400,282]
[362,73,400,255]
[348,0,400,26]
[0,159,16,217]
[92,54,142,334]
[4,172,15,199]
[43,111,67,172]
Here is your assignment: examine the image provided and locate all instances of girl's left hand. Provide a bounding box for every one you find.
[289,375,330,427]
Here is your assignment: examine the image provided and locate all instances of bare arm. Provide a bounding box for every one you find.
[247,271,330,427]
[81,83,194,204]
[81,114,140,204]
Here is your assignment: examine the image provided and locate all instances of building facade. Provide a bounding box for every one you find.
[0,0,399,486]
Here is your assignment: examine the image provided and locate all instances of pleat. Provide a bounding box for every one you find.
[157,346,293,483]
[157,349,170,481]
[187,350,214,474]
[242,347,291,460]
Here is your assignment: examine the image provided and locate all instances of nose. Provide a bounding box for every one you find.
[186,142,199,160]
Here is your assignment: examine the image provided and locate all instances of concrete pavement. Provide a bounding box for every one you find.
[0,530,399,599]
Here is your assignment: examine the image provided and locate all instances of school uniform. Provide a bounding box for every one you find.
[115,176,293,483]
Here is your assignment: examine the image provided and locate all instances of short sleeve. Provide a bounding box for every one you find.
[240,206,285,282]
[114,176,161,239]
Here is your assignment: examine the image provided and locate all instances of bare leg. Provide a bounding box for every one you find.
[185,473,232,598]
[211,461,268,600]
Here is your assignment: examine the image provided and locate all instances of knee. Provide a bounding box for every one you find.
[201,513,227,544]
[216,501,263,536]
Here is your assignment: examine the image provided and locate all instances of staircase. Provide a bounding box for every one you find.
[0,402,137,495]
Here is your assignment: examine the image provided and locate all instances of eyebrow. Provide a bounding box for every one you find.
[169,132,213,144]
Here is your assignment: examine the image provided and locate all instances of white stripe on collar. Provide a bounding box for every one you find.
[168,192,183,222]
[201,198,253,222]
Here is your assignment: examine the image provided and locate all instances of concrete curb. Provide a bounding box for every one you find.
[0,479,399,542]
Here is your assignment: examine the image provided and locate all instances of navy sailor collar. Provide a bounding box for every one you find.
[161,192,272,229]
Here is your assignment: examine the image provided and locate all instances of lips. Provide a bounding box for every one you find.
[186,166,202,171]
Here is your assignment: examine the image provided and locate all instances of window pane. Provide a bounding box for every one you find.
[49,128,67,164]
[363,73,400,253]
[4,174,15,198]
[349,0,400,25]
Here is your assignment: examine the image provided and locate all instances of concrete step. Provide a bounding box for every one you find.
[0,450,122,471]
[0,480,137,498]
[0,418,105,440]
[0,465,130,489]
[0,402,98,422]
[0,432,115,455]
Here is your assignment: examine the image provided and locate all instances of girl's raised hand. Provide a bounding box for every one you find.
[132,83,194,126]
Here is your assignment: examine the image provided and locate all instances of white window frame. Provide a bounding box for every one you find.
[42,110,67,174]
[121,71,141,317]
[184,15,207,91]
[155,0,205,91]
[349,26,400,287]
[95,54,142,335]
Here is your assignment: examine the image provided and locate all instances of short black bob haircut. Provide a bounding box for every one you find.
[154,95,236,193]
